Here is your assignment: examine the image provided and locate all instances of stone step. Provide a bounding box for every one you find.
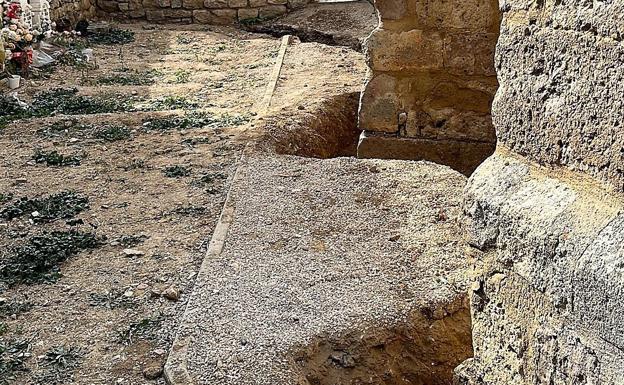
[164,154,472,385]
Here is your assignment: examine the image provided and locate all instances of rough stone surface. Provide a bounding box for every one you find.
[258,4,287,18]
[458,152,624,384]
[165,155,472,385]
[358,0,499,171]
[51,0,96,22]
[97,0,311,23]
[493,0,624,192]
[457,0,624,383]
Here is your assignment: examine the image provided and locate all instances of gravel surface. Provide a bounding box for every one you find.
[165,154,469,384]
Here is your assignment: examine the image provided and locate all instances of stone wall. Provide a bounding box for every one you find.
[357,0,500,175]
[456,0,624,383]
[97,0,308,24]
[51,0,97,23]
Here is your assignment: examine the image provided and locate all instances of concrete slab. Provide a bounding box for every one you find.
[165,154,472,385]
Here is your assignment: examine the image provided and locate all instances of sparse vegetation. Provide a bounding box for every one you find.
[163,165,191,178]
[35,346,83,384]
[0,300,33,318]
[194,172,226,187]
[0,231,104,285]
[96,68,162,86]
[0,191,89,223]
[137,95,199,111]
[37,119,133,142]
[93,125,132,142]
[168,69,192,84]
[143,111,251,132]
[88,28,135,45]
[33,149,82,167]
[89,289,137,309]
[0,339,31,384]
[116,317,162,345]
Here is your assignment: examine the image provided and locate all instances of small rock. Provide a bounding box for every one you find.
[137,283,149,290]
[389,234,401,242]
[31,211,40,217]
[123,289,134,298]
[163,285,180,301]
[15,178,27,184]
[142,365,163,380]
[123,249,145,256]
[153,348,166,356]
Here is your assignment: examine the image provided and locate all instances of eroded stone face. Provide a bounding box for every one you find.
[458,0,624,383]
[358,0,500,175]
[493,0,624,192]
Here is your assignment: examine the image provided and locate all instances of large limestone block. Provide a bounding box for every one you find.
[493,0,624,191]
[193,8,237,23]
[459,151,624,384]
[443,33,498,76]
[359,72,497,141]
[359,74,400,133]
[376,0,499,30]
[365,28,444,72]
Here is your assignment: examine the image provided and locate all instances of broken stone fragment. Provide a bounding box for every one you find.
[163,285,181,301]
[142,365,163,380]
[123,248,145,256]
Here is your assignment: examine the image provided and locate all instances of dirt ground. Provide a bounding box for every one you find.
[0,19,369,385]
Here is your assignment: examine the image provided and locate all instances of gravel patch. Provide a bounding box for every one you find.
[165,155,469,384]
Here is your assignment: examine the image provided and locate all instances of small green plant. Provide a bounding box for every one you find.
[168,69,191,84]
[137,95,199,111]
[93,125,132,142]
[96,68,162,86]
[88,28,135,45]
[37,119,133,142]
[33,149,82,167]
[193,172,226,187]
[172,205,207,216]
[0,300,33,318]
[181,136,212,146]
[89,289,137,309]
[36,346,83,384]
[0,191,89,223]
[163,165,191,178]
[116,316,162,345]
[0,193,12,203]
[0,338,31,385]
[0,231,104,286]
[176,34,194,45]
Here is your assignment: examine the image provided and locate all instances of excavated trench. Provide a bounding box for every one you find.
[256,92,361,158]
[292,306,473,385]
[254,93,475,385]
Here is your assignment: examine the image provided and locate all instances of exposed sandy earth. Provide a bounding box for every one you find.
[0,21,368,384]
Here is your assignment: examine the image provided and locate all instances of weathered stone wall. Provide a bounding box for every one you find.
[357,0,500,175]
[456,0,624,383]
[97,0,308,24]
[51,0,97,23]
